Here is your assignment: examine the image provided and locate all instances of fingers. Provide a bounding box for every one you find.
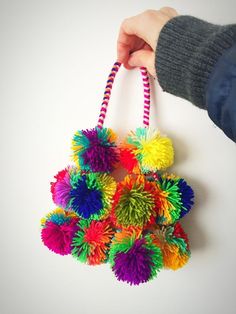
[117,31,134,64]
[159,6,178,16]
[117,19,146,64]
[128,50,156,77]
[116,7,178,78]
[117,12,157,56]
[117,8,178,66]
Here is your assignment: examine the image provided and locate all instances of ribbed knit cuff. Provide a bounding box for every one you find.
[155,15,236,109]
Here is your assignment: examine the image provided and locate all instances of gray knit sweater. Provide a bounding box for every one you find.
[155,15,236,112]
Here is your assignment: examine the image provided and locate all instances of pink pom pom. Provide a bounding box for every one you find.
[41,218,79,255]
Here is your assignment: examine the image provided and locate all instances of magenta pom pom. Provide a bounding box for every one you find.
[41,208,79,255]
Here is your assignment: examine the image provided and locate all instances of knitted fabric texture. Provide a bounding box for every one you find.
[155,15,236,109]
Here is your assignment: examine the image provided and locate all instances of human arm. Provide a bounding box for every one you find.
[117,9,236,142]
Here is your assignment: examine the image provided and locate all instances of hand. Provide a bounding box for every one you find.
[117,7,178,77]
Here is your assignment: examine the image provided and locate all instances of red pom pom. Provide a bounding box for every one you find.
[119,148,139,173]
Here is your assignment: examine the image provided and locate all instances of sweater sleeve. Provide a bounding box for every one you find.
[206,44,236,142]
[155,15,236,142]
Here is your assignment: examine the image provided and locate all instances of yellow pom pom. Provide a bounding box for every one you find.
[121,128,174,173]
[137,129,174,171]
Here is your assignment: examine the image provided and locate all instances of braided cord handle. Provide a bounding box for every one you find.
[140,66,151,127]
[97,61,151,129]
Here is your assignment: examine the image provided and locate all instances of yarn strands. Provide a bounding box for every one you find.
[40,62,194,285]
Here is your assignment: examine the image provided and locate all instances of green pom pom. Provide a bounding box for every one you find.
[112,175,158,228]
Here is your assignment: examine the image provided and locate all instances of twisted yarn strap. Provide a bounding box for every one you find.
[140,66,150,127]
[97,61,121,129]
[97,61,151,129]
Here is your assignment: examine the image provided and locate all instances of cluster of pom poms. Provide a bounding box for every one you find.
[108,222,191,285]
[40,208,115,265]
[40,206,191,284]
[111,173,194,228]
[41,126,194,286]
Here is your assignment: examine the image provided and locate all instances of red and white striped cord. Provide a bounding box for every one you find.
[97,61,151,129]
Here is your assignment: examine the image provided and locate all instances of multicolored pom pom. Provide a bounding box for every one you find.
[69,172,116,220]
[111,174,159,229]
[120,128,174,174]
[41,208,79,255]
[72,218,115,265]
[50,166,77,209]
[150,173,194,225]
[72,127,119,173]
[151,222,191,270]
[109,228,163,285]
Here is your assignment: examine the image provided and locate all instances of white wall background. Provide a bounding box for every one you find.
[1,1,236,313]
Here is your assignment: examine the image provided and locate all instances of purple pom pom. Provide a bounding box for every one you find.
[113,238,152,285]
[72,127,119,173]
[109,230,163,285]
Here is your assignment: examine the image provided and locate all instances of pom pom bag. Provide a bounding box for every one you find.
[40,62,194,285]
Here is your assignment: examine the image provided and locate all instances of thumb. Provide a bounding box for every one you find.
[128,50,156,77]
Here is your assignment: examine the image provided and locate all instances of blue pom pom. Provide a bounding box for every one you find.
[70,176,103,219]
[178,179,194,218]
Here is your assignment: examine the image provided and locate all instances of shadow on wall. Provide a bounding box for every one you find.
[166,132,209,251]
[181,176,208,251]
